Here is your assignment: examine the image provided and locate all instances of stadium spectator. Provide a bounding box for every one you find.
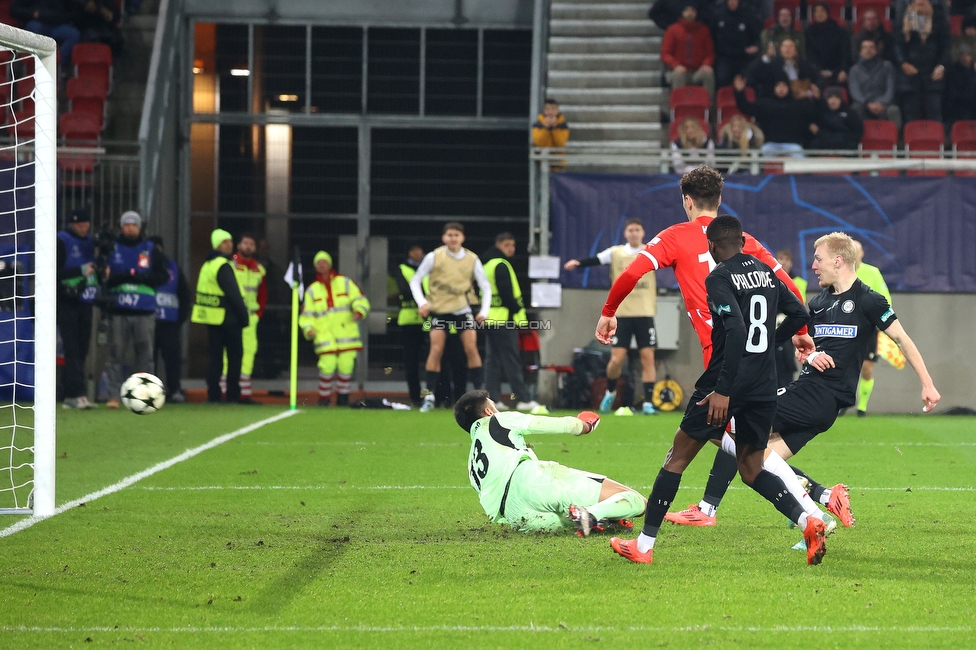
[852,8,897,64]
[716,114,764,172]
[219,233,266,404]
[57,207,98,409]
[103,211,168,409]
[670,116,717,173]
[747,38,818,99]
[606,215,827,566]
[849,39,903,128]
[710,0,762,87]
[895,0,950,123]
[192,230,248,404]
[759,7,805,61]
[649,0,693,30]
[148,236,190,404]
[300,251,370,407]
[953,15,976,62]
[410,222,491,413]
[564,219,660,415]
[734,73,818,153]
[75,0,121,53]
[661,0,716,99]
[454,390,646,535]
[808,86,864,150]
[892,0,949,31]
[805,2,853,88]
[531,99,570,148]
[10,0,81,70]
[944,44,976,121]
[481,233,539,412]
[394,244,427,407]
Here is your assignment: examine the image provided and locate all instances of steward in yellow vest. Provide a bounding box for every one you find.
[225,234,267,401]
[193,229,249,403]
[300,251,371,406]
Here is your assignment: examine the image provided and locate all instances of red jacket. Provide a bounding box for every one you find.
[661,19,715,70]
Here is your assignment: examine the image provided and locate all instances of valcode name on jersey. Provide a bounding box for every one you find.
[815,324,858,338]
[730,270,774,292]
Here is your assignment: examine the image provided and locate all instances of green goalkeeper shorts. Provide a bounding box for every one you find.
[499,460,605,533]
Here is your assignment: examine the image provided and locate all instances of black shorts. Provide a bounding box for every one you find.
[680,389,777,449]
[612,316,657,349]
[772,379,843,455]
[429,312,476,331]
[864,329,878,362]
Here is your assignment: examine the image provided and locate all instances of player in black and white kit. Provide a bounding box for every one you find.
[674,231,942,528]
[608,216,831,566]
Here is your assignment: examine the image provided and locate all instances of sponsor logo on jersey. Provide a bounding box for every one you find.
[815,324,857,338]
[842,300,855,313]
[880,308,894,322]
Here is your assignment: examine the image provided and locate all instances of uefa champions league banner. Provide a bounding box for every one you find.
[551,173,976,293]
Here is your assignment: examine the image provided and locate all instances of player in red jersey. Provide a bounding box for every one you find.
[596,166,836,533]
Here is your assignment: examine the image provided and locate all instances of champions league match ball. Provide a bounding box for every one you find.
[120,372,167,415]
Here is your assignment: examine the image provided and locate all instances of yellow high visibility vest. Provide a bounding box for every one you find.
[191,257,231,325]
[483,257,527,326]
[397,264,429,326]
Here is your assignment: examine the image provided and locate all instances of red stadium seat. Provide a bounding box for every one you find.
[950,14,963,37]
[66,77,107,130]
[59,112,102,183]
[669,117,711,143]
[72,43,113,92]
[951,120,976,175]
[670,85,710,122]
[716,84,755,122]
[9,77,33,141]
[859,119,899,176]
[773,0,801,21]
[850,0,890,21]
[903,119,946,176]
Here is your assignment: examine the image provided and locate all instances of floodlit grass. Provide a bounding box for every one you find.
[0,405,974,648]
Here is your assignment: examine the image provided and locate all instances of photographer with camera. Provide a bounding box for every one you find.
[57,208,99,409]
[102,211,168,409]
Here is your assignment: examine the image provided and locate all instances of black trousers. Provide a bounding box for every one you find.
[57,300,93,399]
[207,323,242,402]
[400,324,426,404]
[154,320,183,392]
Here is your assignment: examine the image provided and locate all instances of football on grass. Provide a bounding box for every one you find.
[120,372,166,414]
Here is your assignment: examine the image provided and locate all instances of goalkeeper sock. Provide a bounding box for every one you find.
[857,377,875,412]
[749,469,806,525]
[469,366,484,390]
[702,446,739,511]
[642,468,682,536]
[425,370,440,395]
[791,465,828,504]
[588,490,645,523]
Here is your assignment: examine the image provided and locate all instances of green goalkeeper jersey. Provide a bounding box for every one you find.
[467,411,584,521]
[856,262,891,305]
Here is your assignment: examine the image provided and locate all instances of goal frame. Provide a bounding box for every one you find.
[0,24,57,517]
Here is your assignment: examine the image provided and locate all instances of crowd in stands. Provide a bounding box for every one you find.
[656,0,976,168]
[7,0,124,68]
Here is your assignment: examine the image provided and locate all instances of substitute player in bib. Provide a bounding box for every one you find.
[411,222,492,413]
[564,219,659,415]
[672,232,941,529]
[852,239,894,417]
[609,216,829,565]
[454,390,646,535]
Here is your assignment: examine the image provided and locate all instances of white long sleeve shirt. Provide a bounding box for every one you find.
[409,248,492,319]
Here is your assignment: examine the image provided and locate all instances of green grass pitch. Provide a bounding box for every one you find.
[0,405,974,648]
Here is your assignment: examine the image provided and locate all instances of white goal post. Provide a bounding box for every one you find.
[0,24,57,517]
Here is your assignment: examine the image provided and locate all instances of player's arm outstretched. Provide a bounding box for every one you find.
[595,252,656,344]
[882,319,941,412]
[523,411,601,436]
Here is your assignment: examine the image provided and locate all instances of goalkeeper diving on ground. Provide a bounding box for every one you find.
[454,390,646,536]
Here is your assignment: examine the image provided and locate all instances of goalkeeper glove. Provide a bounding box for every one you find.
[577,410,600,434]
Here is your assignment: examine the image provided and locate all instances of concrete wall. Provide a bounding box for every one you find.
[539,289,976,414]
[182,0,533,27]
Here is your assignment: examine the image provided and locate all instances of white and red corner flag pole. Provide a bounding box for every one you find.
[283,248,303,410]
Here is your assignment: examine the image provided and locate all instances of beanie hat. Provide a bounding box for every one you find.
[314,251,333,266]
[120,210,142,228]
[211,228,233,249]
[69,207,91,223]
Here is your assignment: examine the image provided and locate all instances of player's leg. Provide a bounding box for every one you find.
[239,314,259,400]
[224,323,243,403]
[857,359,875,417]
[483,328,503,403]
[601,347,628,413]
[585,479,646,530]
[635,317,658,414]
[421,326,446,411]
[459,327,483,389]
[317,353,337,406]
[664,445,737,525]
[335,350,356,406]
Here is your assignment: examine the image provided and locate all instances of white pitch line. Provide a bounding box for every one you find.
[1,624,972,634]
[0,410,300,539]
[133,485,976,492]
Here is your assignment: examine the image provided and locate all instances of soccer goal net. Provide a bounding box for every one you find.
[0,24,57,517]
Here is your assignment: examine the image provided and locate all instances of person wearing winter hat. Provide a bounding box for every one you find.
[57,207,99,409]
[298,251,371,406]
[191,229,249,403]
[102,210,169,409]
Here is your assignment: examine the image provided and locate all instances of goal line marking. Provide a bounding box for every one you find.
[0,410,300,539]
